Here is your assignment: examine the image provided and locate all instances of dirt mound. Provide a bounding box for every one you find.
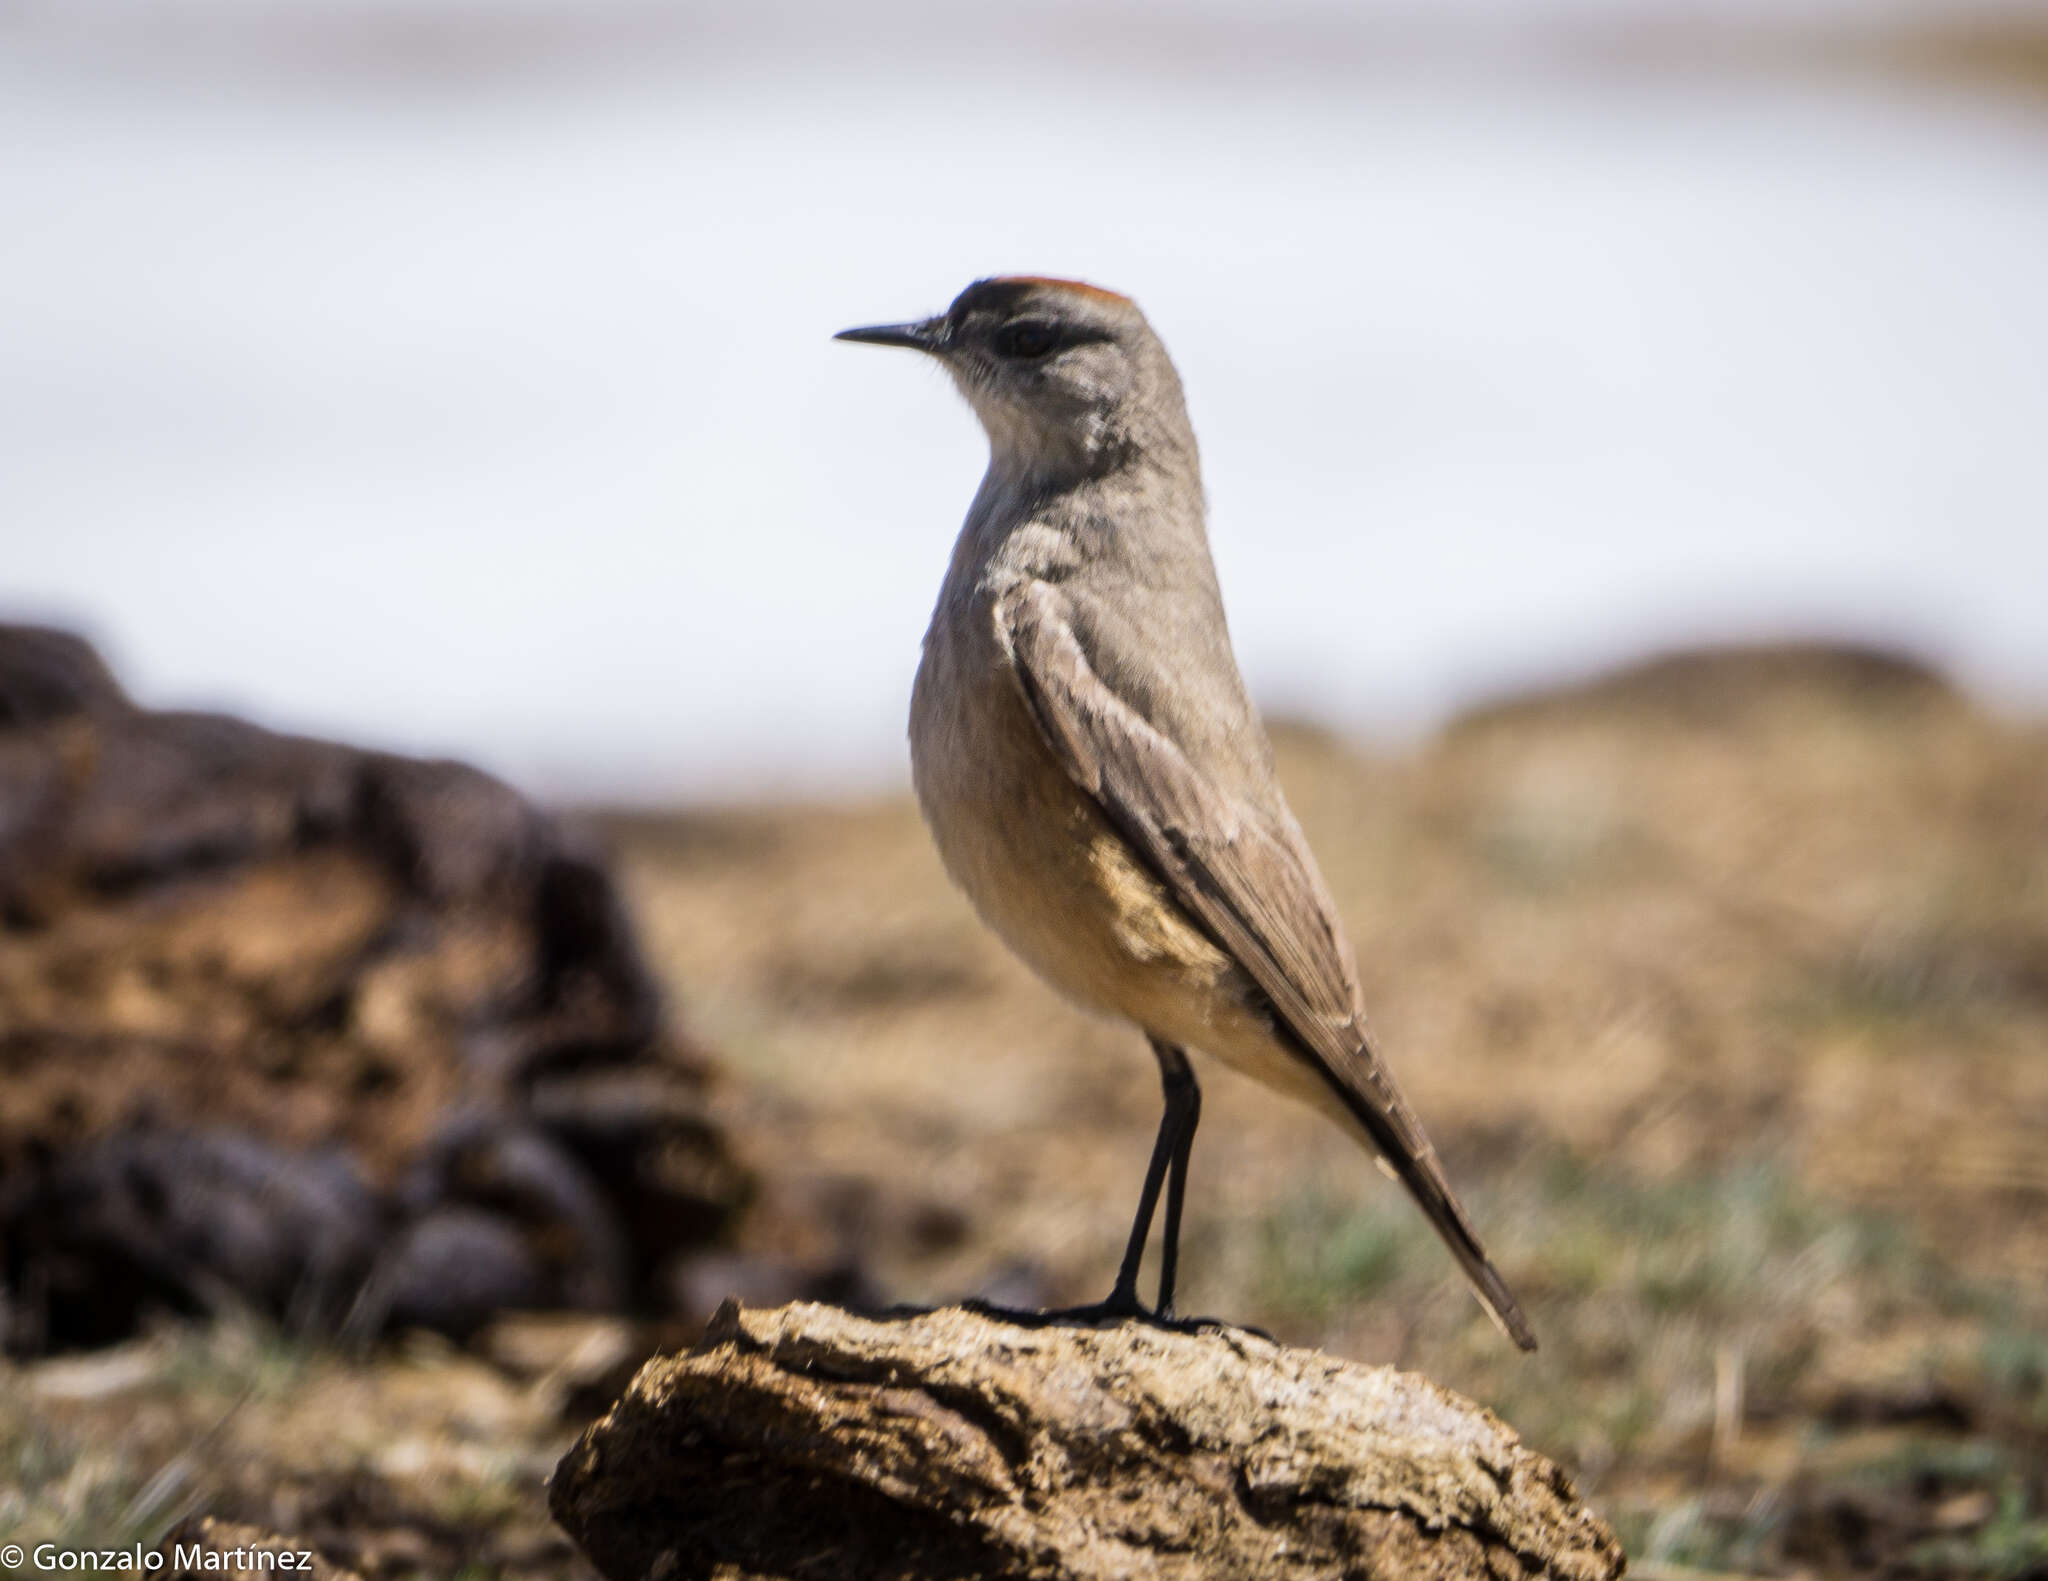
[0,626,748,1353]
[551,1300,1624,1581]
[1452,640,1961,732]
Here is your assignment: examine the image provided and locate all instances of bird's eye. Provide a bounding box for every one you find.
[992,320,1058,359]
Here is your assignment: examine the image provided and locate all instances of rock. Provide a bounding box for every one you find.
[347,1206,553,1340]
[549,1301,1626,1581]
[0,624,749,1353]
[18,1130,382,1349]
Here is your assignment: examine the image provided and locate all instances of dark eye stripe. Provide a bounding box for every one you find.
[993,321,1059,359]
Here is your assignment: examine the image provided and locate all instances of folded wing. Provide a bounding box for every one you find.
[997,579,1536,1351]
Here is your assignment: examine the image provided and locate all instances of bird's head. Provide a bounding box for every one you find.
[837,276,1189,479]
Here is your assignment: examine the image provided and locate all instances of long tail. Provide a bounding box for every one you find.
[1315,1042,1538,1352]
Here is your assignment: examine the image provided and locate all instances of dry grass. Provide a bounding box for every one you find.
[2,1319,586,1578]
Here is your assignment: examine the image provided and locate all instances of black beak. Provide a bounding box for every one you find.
[834,318,944,352]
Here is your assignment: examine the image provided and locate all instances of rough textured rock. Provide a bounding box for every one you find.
[0,624,748,1353]
[549,1301,1626,1581]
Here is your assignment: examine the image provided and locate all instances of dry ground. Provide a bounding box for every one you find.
[603,647,2048,1577]
[6,646,2046,1578]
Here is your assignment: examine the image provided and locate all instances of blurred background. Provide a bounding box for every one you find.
[4,2,2046,1578]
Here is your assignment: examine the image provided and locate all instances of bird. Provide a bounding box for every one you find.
[836,276,1536,1351]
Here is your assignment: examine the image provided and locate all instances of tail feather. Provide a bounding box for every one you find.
[1318,1049,1538,1352]
[1389,1139,1539,1352]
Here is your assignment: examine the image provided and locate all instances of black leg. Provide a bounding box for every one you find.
[1098,1044,1183,1316]
[1151,1039,1200,1319]
[964,1037,1265,1337]
[990,1037,1211,1331]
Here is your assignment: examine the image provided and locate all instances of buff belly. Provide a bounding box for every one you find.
[909,644,1332,1114]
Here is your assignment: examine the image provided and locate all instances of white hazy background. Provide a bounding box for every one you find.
[6,0,2047,799]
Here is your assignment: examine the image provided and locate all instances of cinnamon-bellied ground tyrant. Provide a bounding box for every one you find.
[836,276,1536,1351]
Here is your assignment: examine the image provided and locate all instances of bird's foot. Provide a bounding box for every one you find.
[961,1285,1147,1330]
[1043,1286,1155,1327]
[961,1289,1274,1341]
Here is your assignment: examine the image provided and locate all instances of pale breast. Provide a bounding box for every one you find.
[909,596,1266,1053]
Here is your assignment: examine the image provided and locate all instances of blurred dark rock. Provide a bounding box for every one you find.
[18,1130,382,1349]
[0,624,749,1353]
[350,1207,552,1341]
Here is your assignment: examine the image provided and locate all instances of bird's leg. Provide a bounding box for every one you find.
[1015,1036,1196,1318]
[1033,1038,1199,1326]
[1150,1039,1200,1320]
[1147,1040,1275,1339]
[981,1039,1263,1336]
[1091,1045,1184,1318]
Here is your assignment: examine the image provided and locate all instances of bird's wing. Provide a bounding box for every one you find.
[997,579,1536,1351]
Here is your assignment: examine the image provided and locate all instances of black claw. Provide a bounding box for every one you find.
[957,1293,1274,1341]
[1041,1282,1151,1326]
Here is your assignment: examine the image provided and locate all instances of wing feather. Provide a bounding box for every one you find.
[998,580,1536,1351]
